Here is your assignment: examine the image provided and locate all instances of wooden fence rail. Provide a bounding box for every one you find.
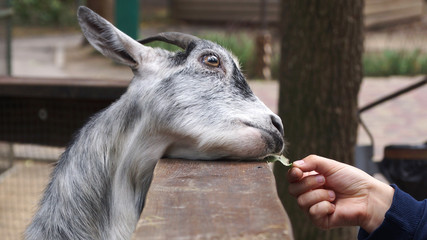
[1,76,294,239]
[133,159,294,240]
[0,76,127,146]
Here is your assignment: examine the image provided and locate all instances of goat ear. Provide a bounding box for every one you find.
[77,6,146,68]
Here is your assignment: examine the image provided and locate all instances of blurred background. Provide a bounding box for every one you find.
[0,0,426,239]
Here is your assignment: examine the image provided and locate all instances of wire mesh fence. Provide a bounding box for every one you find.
[0,151,54,240]
[0,99,108,239]
[0,75,125,239]
[0,79,66,239]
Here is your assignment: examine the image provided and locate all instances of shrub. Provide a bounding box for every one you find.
[12,0,77,26]
[202,32,255,76]
[363,49,427,76]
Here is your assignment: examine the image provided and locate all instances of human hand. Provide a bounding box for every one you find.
[287,155,394,233]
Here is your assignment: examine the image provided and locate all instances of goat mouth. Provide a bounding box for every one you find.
[241,121,285,155]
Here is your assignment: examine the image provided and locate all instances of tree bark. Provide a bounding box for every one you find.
[274,1,364,239]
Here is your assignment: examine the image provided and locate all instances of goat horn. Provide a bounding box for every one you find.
[138,32,200,50]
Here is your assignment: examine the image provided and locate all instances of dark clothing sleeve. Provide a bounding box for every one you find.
[358,184,427,240]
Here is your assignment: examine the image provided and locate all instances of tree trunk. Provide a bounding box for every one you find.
[274,1,364,239]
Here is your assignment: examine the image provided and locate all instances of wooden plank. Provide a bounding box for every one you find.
[365,0,419,5]
[171,0,280,23]
[365,6,422,27]
[384,147,427,160]
[174,0,276,4]
[0,97,113,146]
[173,5,280,13]
[0,76,127,87]
[133,159,293,240]
[0,76,128,99]
[365,0,422,15]
[171,0,423,27]
[173,13,278,23]
[0,76,128,146]
[172,8,279,23]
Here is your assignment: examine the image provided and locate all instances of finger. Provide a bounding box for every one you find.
[308,201,336,229]
[303,170,319,178]
[287,167,303,183]
[287,168,318,183]
[293,155,344,177]
[288,174,326,197]
[297,189,336,212]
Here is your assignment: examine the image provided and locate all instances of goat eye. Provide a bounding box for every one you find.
[202,55,220,67]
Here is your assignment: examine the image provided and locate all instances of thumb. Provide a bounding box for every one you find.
[293,155,344,177]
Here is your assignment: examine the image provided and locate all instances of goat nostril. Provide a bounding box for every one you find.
[270,115,284,136]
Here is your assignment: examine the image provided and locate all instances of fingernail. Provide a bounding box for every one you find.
[293,160,305,166]
[328,190,335,199]
[316,175,325,183]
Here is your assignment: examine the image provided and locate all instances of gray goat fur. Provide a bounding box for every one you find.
[25,6,284,240]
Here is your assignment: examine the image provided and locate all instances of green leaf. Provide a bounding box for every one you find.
[264,155,293,167]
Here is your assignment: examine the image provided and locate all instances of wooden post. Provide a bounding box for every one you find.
[254,0,272,80]
[255,33,272,80]
[133,159,294,239]
[0,0,12,76]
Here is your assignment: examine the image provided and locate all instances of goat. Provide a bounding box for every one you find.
[25,6,285,240]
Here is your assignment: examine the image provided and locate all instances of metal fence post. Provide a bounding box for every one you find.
[115,0,139,39]
[0,0,12,76]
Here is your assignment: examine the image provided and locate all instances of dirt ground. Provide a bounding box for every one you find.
[0,160,52,240]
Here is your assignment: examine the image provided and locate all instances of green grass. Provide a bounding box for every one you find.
[202,32,255,76]
[363,49,427,76]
